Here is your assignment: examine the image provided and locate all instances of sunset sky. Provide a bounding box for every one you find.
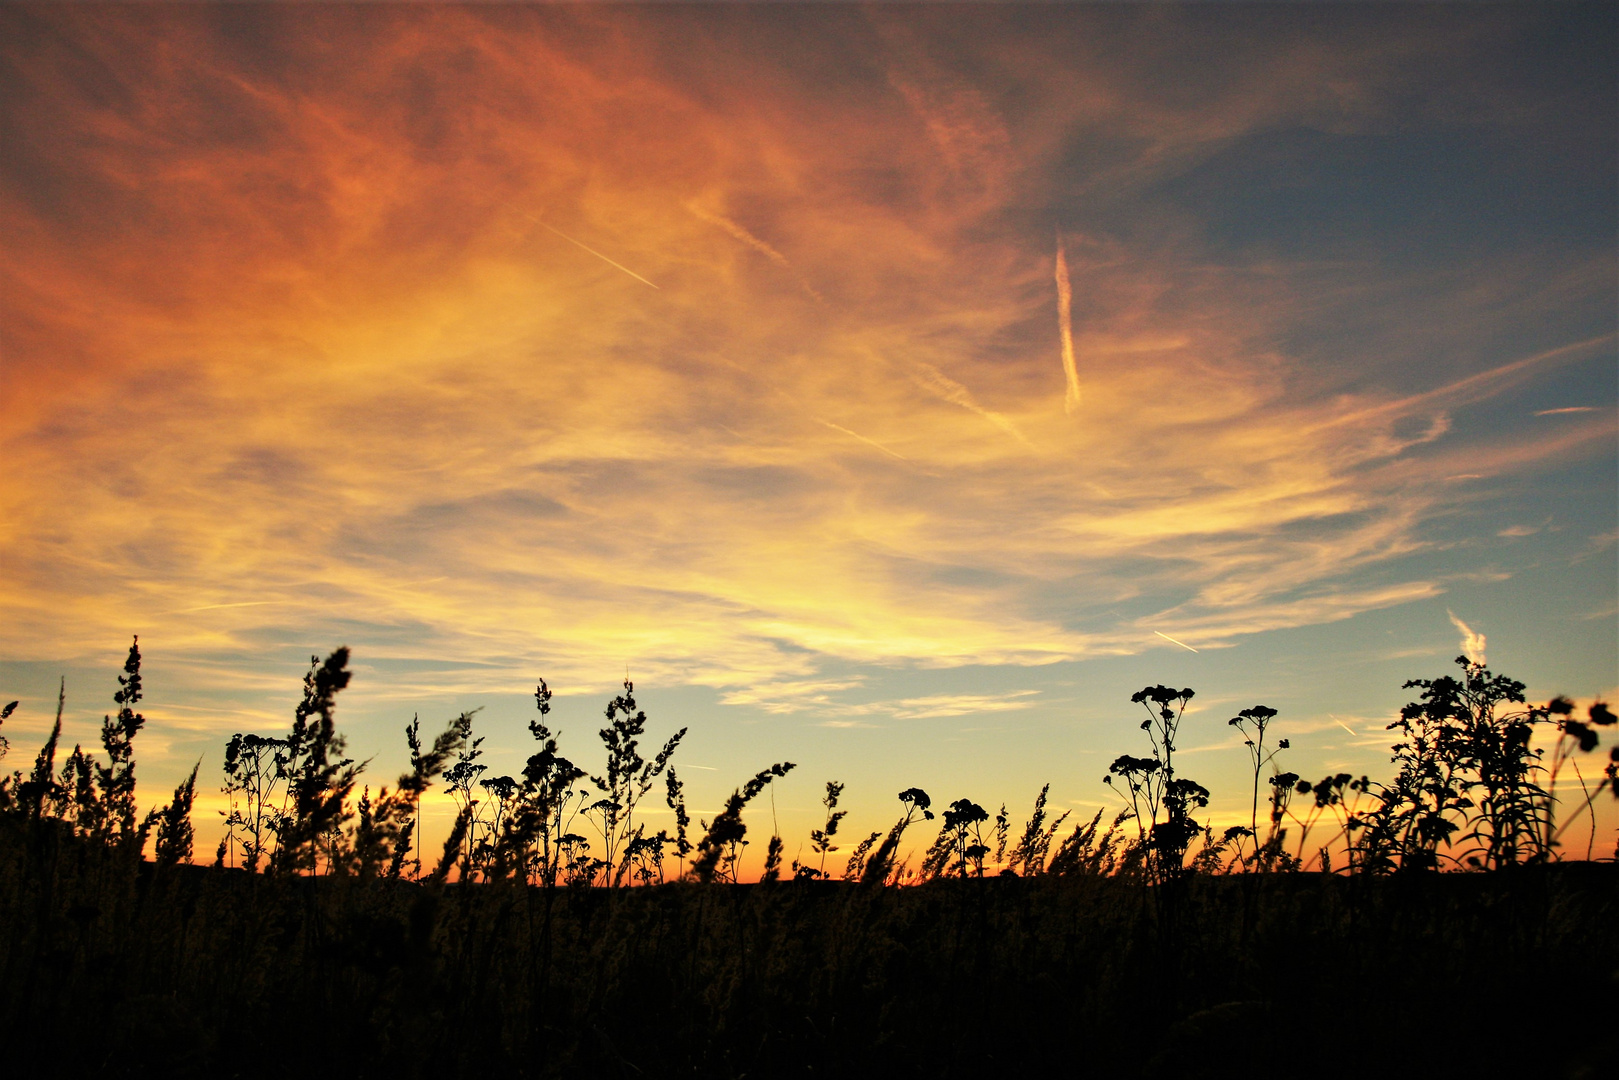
[2,3,1615,866]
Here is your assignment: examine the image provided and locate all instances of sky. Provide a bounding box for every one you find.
[1,3,1615,870]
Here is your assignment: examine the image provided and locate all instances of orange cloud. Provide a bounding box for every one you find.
[0,3,1612,714]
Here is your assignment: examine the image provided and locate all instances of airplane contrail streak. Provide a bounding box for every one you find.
[686,201,824,302]
[909,360,1035,450]
[524,214,660,289]
[1329,715,1360,737]
[1153,630,1199,653]
[1055,235,1081,413]
[162,600,280,615]
[818,419,910,461]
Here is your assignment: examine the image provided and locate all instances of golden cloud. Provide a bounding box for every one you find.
[1,5,1613,708]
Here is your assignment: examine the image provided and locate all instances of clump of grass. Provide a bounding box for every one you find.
[691,761,795,883]
[841,828,883,881]
[272,648,361,873]
[663,763,693,877]
[148,764,198,866]
[92,637,146,848]
[218,650,471,880]
[918,797,991,879]
[1047,808,1131,876]
[859,787,933,885]
[7,641,1618,890]
[0,637,1616,1080]
[218,731,287,871]
[1004,784,1071,876]
[759,834,784,882]
[15,678,65,819]
[516,679,590,885]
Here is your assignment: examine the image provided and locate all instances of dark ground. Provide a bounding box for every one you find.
[2,827,1614,1079]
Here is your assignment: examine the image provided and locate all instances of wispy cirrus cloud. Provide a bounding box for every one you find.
[720,677,870,715]
[720,678,1040,723]
[0,3,1611,726]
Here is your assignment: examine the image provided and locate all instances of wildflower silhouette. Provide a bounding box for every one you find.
[0,641,1613,1080]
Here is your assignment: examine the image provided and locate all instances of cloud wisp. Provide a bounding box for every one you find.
[1447,611,1488,667]
[1054,236,1081,413]
[0,3,1611,717]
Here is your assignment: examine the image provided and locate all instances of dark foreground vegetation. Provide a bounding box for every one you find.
[1,844,1615,1079]
[1,640,1616,1078]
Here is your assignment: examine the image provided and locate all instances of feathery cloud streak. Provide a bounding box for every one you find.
[1448,611,1488,667]
[0,4,1612,711]
[1054,237,1081,413]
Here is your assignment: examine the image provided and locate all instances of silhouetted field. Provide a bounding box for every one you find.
[1,640,1616,1077]
[1,829,1614,1079]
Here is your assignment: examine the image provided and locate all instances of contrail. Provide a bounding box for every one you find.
[162,600,279,615]
[686,201,823,301]
[1328,714,1360,738]
[1317,333,1614,431]
[523,213,660,290]
[1154,630,1199,653]
[909,360,1035,450]
[1054,235,1081,413]
[686,202,788,266]
[818,419,910,461]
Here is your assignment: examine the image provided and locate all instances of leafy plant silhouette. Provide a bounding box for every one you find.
[0,638,1616,1080]
[692,761,795,883]
[920,797,992,879]
[859,787,934,886]
[1545,695,1618,859]
[583,679,685,886]
[1358,657,1561,871]
[1105,684,1208,881]
[795,779,847,880]
[1226,704,1289,866]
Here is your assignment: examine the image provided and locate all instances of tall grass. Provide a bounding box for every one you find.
[4,644,1615,886]
[0,643,1615,1077]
